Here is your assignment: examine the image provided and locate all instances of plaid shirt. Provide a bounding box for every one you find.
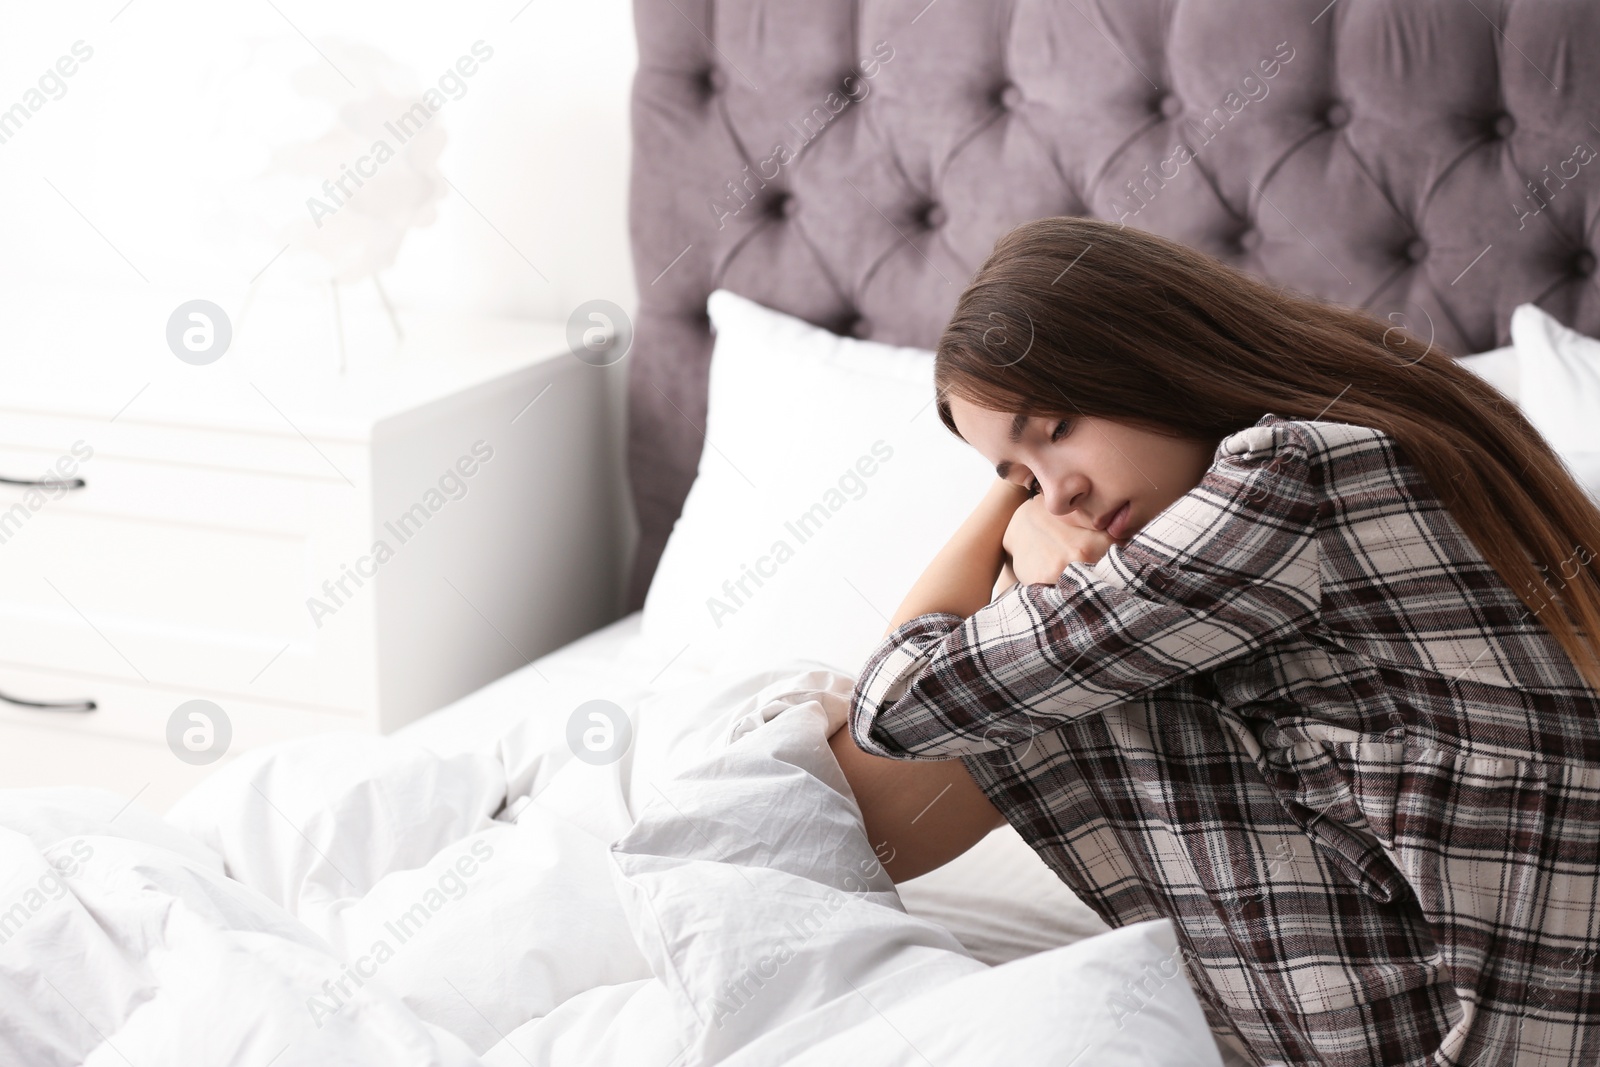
[849,414,1600,1067]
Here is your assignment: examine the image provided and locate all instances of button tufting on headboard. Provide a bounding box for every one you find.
[768,191,797,219]
[622,0,1600,611]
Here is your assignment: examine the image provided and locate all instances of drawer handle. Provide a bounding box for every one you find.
[0,688,96,712]
[0,475,86,490]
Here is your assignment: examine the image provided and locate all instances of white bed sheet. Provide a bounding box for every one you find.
[393,609,1115,969]
[399,610,1248,1064]
[0,613,1237,1066]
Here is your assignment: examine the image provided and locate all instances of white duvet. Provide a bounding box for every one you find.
[0,663,1226,1067]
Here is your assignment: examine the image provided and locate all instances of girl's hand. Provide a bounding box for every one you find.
[1002,495,1117,586]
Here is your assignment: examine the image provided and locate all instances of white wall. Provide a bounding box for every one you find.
[2,0,643,615]
[0,0,640,322]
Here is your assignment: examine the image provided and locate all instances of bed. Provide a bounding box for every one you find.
[7,1,1600,1065]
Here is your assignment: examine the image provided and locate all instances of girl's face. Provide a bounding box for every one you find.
[947,395,1216,542]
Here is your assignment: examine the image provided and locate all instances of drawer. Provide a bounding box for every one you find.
[0,661,365,749]
[0,718,219,816]
[0,403,370,482]
[0,439,375,713]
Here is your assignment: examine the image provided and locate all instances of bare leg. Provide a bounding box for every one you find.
[828,724,1006,883]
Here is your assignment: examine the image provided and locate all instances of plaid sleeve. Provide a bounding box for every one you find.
[848,422,1323,759]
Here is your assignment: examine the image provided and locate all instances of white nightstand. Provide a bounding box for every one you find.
[0,287,633,813]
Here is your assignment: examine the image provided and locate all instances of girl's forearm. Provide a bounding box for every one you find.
[883,480,1030,636]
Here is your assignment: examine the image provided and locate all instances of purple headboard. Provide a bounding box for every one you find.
[623,0,1600,612]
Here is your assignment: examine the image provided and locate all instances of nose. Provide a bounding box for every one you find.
[1040,473,1089,518]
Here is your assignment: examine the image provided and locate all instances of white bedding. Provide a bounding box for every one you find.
[394,610,1116,970]
[0,614,1229,1066]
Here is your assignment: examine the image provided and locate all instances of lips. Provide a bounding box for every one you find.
[1103,501,1133,540]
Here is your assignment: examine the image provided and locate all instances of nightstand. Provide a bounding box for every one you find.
[0,287,632,813]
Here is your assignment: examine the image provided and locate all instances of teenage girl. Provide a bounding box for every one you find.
[828,216,1600,1067]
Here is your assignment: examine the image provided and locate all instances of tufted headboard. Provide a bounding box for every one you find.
[622,0,1600,612]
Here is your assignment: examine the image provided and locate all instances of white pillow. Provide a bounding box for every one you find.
[640,290,996,676]
[1511,302,1600,457]
[1457,344,1518,402]
[1454,307,1600,503]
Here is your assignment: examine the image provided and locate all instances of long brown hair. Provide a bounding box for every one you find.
[935,215,1600,691]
